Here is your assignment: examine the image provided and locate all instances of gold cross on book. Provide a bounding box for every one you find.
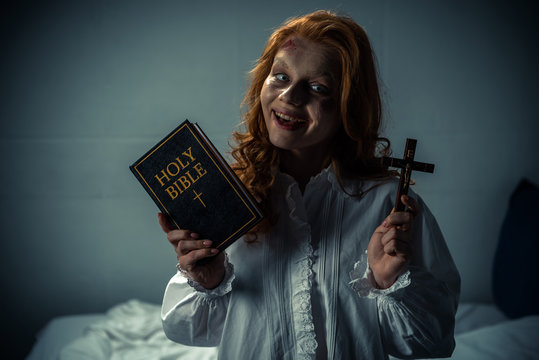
[192,190,206,207]
[383,139,435,211]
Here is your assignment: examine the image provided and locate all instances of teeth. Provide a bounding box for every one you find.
[275,111,306,123]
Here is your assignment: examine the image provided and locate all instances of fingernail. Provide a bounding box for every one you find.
[203,240,212,247]
[211,249,219,254]
[382,220,388,227]
[190,232,199,239]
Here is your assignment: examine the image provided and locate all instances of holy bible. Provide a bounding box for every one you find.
[130,120,264,251]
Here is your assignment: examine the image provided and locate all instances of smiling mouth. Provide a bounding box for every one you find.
[273,110,308,130]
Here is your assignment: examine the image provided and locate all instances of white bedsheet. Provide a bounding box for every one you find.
[27,300,539,359]
[391,303,539,360]
[41,299,217,360]
[27,313,105,360]
[447,315,539,360]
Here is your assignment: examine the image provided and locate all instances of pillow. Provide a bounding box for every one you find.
[492,178,539,318]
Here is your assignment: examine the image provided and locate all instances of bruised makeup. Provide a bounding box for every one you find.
[260,36,341,157]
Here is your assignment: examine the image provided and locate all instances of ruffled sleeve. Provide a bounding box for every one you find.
[161,253,235,346]
[349,250,411,298]
[176,253,235,298]
[349,195,460,359]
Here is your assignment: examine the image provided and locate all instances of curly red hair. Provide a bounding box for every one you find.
[232,10,392,224]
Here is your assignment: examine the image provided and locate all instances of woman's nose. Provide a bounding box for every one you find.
[279,82,307,106]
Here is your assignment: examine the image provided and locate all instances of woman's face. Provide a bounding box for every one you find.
[260,36,341,158]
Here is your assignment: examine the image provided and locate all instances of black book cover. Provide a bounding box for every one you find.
[130,120,264,251]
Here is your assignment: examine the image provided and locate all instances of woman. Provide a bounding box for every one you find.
[159,10,460,359]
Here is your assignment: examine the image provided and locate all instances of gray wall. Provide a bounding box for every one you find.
[1,0,538,356]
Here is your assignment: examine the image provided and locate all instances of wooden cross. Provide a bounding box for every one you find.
[383,139,435,211]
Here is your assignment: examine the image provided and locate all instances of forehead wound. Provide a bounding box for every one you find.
[281,38,297,51]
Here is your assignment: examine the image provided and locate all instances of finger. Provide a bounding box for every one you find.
[166,229,195,246]
[374,224,390,235]
[383,239,413,258]
[380,227,398,245]
[181,248,220,269]
[401,195,420,218]
[178,239,213,254]
[384,211,414,228]
[380,228,412,248]
[158,213,175,233]
[383,239,398,255]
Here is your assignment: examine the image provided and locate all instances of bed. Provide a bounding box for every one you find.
[27,179,539,360]
[25,299,539,359]
[26,299,219,360]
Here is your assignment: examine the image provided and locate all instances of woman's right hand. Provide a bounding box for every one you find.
[158,213,226,289]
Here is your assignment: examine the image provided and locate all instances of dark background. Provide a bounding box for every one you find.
[1,0,538,357]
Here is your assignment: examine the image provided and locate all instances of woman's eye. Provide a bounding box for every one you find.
[311,84,329,95]
[275,73,289,82]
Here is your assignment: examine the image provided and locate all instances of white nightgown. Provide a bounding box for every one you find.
[161,167,460,359]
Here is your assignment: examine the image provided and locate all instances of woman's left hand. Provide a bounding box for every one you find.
[367,195,420,289]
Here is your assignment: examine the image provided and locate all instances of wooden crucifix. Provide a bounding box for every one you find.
[383,139,435,211]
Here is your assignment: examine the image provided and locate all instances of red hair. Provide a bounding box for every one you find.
[232,10,392,225]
